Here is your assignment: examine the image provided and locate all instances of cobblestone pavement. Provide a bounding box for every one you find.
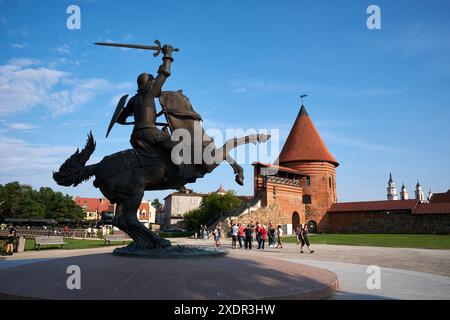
[173,238,450,277]
[174,238,450,300]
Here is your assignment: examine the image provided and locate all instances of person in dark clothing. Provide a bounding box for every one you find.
[255,223,263,249]
[268,223,276,247]
[244,224,253,250]
[6,225,17,255]
[300,224,314,254]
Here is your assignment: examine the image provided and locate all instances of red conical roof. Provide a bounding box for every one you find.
[278,105,339,167]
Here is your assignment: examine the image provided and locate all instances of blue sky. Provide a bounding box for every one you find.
[0,0,449,202]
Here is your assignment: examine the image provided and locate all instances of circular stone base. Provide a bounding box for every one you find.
[113,245,228,258]
[0,252,338,300]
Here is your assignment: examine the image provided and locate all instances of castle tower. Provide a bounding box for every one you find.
[400,182,409,200]
[415,181,425,202]
[277,104,339,230]
[387,173,398,200]
[216,184,226,195]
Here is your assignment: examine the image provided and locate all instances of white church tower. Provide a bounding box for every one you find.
[427,189,433,202]
[400,182,410,200]
[387,173,398,200]
[415,181,425,202]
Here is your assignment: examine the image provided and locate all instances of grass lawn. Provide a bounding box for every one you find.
[282,234,450,250]
[24,238,132,251]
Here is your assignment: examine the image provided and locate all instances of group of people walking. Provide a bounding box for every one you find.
[200,221,314,254]
[229,221,284,250]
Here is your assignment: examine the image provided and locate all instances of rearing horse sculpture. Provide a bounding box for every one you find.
[53,90,270,250]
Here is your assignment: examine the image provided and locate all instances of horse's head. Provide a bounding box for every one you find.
[159,90,215,161]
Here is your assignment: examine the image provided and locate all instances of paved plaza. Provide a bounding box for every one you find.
[1,239,449,300]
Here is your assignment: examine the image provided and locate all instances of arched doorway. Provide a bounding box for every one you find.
[292,211,300,232]
[307,220,317,234]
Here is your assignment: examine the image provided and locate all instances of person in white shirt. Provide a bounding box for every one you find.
[231,223,239,249]
[276,225,283,249]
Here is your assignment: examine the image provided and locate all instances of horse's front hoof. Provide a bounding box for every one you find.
[235,174,244,186]
[257,134,271,143]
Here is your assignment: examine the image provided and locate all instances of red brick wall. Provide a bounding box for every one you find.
[254,166,306,227]
[252,161,338,232]
[284,161,337,232]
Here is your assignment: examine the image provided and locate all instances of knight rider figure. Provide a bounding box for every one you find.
[116,44,175,152]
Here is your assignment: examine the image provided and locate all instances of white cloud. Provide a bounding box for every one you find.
[7,122,40,130]
[233,87,247,93]
[54,44,71,55]
[0,134,75,182]
[11,43,27,49]
[0,59,65,115]
[0,58,121,117]
[230,76,401,98]
[321,132,393,152]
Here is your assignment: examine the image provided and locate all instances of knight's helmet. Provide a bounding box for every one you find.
[137,73,154,91]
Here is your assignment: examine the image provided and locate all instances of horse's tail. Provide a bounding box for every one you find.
[53,131,98,187]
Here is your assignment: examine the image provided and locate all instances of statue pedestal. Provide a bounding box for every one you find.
[113,245,228,258]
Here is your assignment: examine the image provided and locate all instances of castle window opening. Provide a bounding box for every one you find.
[303,195,312,204]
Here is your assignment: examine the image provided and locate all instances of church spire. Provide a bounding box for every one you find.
[415,180,425,202]
[387,173,398,200]
[400,182,409,200]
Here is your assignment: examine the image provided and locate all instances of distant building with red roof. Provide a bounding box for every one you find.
[74,196,156,227]
[73,197,115,221]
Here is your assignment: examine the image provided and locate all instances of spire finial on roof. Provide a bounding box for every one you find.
[300,94,308,106]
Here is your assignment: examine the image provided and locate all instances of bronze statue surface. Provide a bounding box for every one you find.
[53,40,270,253]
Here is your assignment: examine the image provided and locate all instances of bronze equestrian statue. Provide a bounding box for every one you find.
[53,41,270,251]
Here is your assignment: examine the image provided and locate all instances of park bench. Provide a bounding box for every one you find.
[104,234,131,246]
[34,236,66,250]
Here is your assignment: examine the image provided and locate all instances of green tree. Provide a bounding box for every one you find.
[16,197,46,218]
[0,182,83,222]
[0,182,24,219]
[151,198,163,210]
[183,191,242,230]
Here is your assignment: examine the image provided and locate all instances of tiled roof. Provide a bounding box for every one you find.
[277,105,339,167]
[329,199,450,215]
[236,195,254,202]
[138,201,149,212]
[252,162,305,175]
[73,197,113,213]
[429,189,450,203]
[328,199,419,213]
[164,191,206,200]
[414,203,450,214]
